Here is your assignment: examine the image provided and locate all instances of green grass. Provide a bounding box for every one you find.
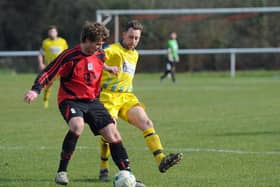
[1,71,280,187]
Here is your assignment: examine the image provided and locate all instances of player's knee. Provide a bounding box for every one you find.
[106,137,122,144]
[100,124,122,143]
[146,119,154,128]
[109,131,122,143]
[69,122,84,136]
[71,127,84,136]
[135,118,154,130]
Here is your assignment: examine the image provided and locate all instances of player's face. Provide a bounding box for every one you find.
[48,28,58,40]
[82,39,104,55]
[171,32,177,39]
[122,28,141,50]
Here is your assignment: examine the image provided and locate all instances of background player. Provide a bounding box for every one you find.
[38,25,68,108]
[98,20,183,181]
[24,21,144,186]
[160,31,179,83]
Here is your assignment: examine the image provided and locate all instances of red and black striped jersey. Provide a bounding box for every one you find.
[31,44,105,104]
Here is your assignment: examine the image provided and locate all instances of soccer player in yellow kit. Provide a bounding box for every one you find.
[38,25,68,108]
[98,20,183,182]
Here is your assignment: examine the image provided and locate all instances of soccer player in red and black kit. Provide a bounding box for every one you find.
[24,21,144,186]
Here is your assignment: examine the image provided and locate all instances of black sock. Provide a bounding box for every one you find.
[109,142,130,171]
[57,130,79,172]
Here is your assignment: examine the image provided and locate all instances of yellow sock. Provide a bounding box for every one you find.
[99,136,110,170]
[44,87,51,100]
[43,87,51,108]
[144,128,166,165]
[43,100,49,108]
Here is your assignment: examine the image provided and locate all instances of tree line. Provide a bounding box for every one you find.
[1,0,280,73]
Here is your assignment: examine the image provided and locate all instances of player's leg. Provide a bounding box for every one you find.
[98,91,120,181]
[87,99,145,187]
[99,123,131,170]
[55,116,85,185]
[161,62,173,82]
[99,123,146,187]
[160,69,169,81]
[160,63,171,81]
[55,100,85,185]
[171,63,176,83]
[99,136,111,181]
[86,98,129,171]
[126,106,165,162]
[43,79,55,108]
[43,86,51,108]
[126,105,183,173]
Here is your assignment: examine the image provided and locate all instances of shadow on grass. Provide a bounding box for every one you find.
[72,178,108,183]
[0,178,110,183]
[0,178,51,183]
[215,131,280,136]
[0,177,111,184]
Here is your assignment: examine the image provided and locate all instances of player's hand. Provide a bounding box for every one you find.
[104,64,119,75]
[108,66,119,75]
[24,90,38,104]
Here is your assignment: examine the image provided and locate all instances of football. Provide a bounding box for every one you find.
[113,170,136,187]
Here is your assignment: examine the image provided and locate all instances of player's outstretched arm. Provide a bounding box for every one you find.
[24,90,38,104]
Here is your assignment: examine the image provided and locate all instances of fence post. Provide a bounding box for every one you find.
[230,52,236,78]
[114,15,119,43]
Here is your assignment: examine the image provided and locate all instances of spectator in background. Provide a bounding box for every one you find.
[38,25,68,108]
[160,32,179,83]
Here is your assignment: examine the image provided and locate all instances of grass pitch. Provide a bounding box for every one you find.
[0,72,280,187]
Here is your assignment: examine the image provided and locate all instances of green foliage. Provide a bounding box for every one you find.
[1,1,280,71]
[1,72,280,186]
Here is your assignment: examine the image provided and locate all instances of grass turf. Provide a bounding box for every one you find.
[0,71,280,187]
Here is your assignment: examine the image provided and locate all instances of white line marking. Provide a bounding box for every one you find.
[0,145,279,155]
[167,147,280,155]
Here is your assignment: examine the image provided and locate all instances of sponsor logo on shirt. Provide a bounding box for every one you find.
[122,60,136,76]
[50,46,63,54]
[70,108,76,114]
[88,63,93,70]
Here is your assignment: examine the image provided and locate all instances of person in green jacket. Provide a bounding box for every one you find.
[160,32,179,83]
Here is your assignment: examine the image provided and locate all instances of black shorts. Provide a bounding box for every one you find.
[59,99,115,135]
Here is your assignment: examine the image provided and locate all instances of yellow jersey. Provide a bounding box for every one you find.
[41,37,68,65]
[101,42,139,92]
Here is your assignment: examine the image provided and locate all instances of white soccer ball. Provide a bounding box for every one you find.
[113,170,136,187]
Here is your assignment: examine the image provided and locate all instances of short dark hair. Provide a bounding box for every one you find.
[124,20,143,32]
[80,21,109,42]
[48,25,57,31]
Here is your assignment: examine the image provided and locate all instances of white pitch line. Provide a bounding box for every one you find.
[0,145,280,155]
[167,147,280,155]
